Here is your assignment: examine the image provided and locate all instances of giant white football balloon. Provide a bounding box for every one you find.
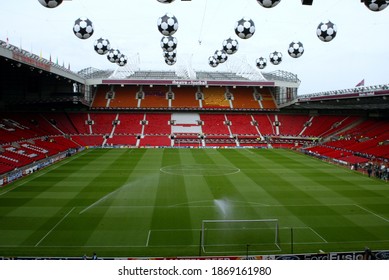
[38,0,63,8]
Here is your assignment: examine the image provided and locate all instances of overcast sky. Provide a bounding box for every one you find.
[1,0,389,94]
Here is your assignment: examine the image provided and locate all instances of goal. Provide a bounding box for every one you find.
[201,219,280,254]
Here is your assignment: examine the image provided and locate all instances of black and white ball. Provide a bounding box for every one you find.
[163,50,177,61]
[208,56,219,68]
[256,57,267,69]
[160,36,177,52]
[117,54,128,67]
[213,50,228,63]
[165,57,177,66]
[107,49,121,63]
[94,38,111,55]
[288,41,304,58]
[269,51,282,65]
[364,0,389,12]
[316,21,337,42]
[157,13,179,36]
[73,17,94,40]
[234,17,255,39]
[256,0,281,8]
[38,0,63,8]
[157,0,175,3]
[222,38,239,55]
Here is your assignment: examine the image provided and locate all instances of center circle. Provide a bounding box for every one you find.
[160,164,240,176]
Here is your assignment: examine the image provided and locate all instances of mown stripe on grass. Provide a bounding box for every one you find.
[221,149,381,245]
[17,149,145,247]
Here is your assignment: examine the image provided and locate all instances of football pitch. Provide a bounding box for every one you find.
[0,148,388,258]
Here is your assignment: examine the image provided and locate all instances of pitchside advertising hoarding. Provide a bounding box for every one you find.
[2,250,388,260]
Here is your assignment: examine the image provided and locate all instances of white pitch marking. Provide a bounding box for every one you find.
[146,230,151,247]
[355,204,389,223]
[35,207,75,247]
[309,227,328,243]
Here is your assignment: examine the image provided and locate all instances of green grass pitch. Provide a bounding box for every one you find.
[0,148,388,258]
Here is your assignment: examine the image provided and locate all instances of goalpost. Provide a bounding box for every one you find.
[201,219,281,254]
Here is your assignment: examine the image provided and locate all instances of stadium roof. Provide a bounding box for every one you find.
[80,67,300,88]
[1,39,300,88]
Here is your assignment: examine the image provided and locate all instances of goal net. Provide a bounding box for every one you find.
[201,219,280,254]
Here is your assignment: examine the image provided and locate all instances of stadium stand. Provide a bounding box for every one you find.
[255,87,277,109]
[71,135,104,147]
[229,87,260,109]
[88,113,117,135]
[42,112,79,135]
[0,42,388,175]
[301,115,353,137]
[139,136,171,147]
[92,85,112,108]
[114,113,144,135]
[108,85,139,108]
[143,113,171,135]
[1,110,388,172]
[106,136,137,147]
[140,86,169,108]
[200,114,231,135]
[227,114,259,135]
[89,85,282,111]
[170,86,200,108]
[202,87,230,108]
[67,112,91,134]
[251,114,275,135]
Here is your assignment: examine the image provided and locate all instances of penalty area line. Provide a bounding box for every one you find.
[146,230,151,247]
[35,207,75,247]
[355,204,389,223]
[308,227,328,243]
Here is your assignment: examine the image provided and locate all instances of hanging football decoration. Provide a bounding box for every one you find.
[269,51,282,65]
[160,36,178,52]
[288,41,304,58]
[157,0,176,3]
[234,17,255,39]
[222,38,239,55]
[256,57,267,69]
[73,17,94,40]
[208,56,219,68]
[256,0,281,8]
[163,49,177,61]
[165,57,177,66]
[107,49,121,63]
[117,54,128,67]
[363,0,389,12]
[213,50,228,63]
[316,21,337,42]
[157,13,179,36]
[38,0,63,8]
[94,38,111,55]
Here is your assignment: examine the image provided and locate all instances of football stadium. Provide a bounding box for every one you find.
[0,0,388,260]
